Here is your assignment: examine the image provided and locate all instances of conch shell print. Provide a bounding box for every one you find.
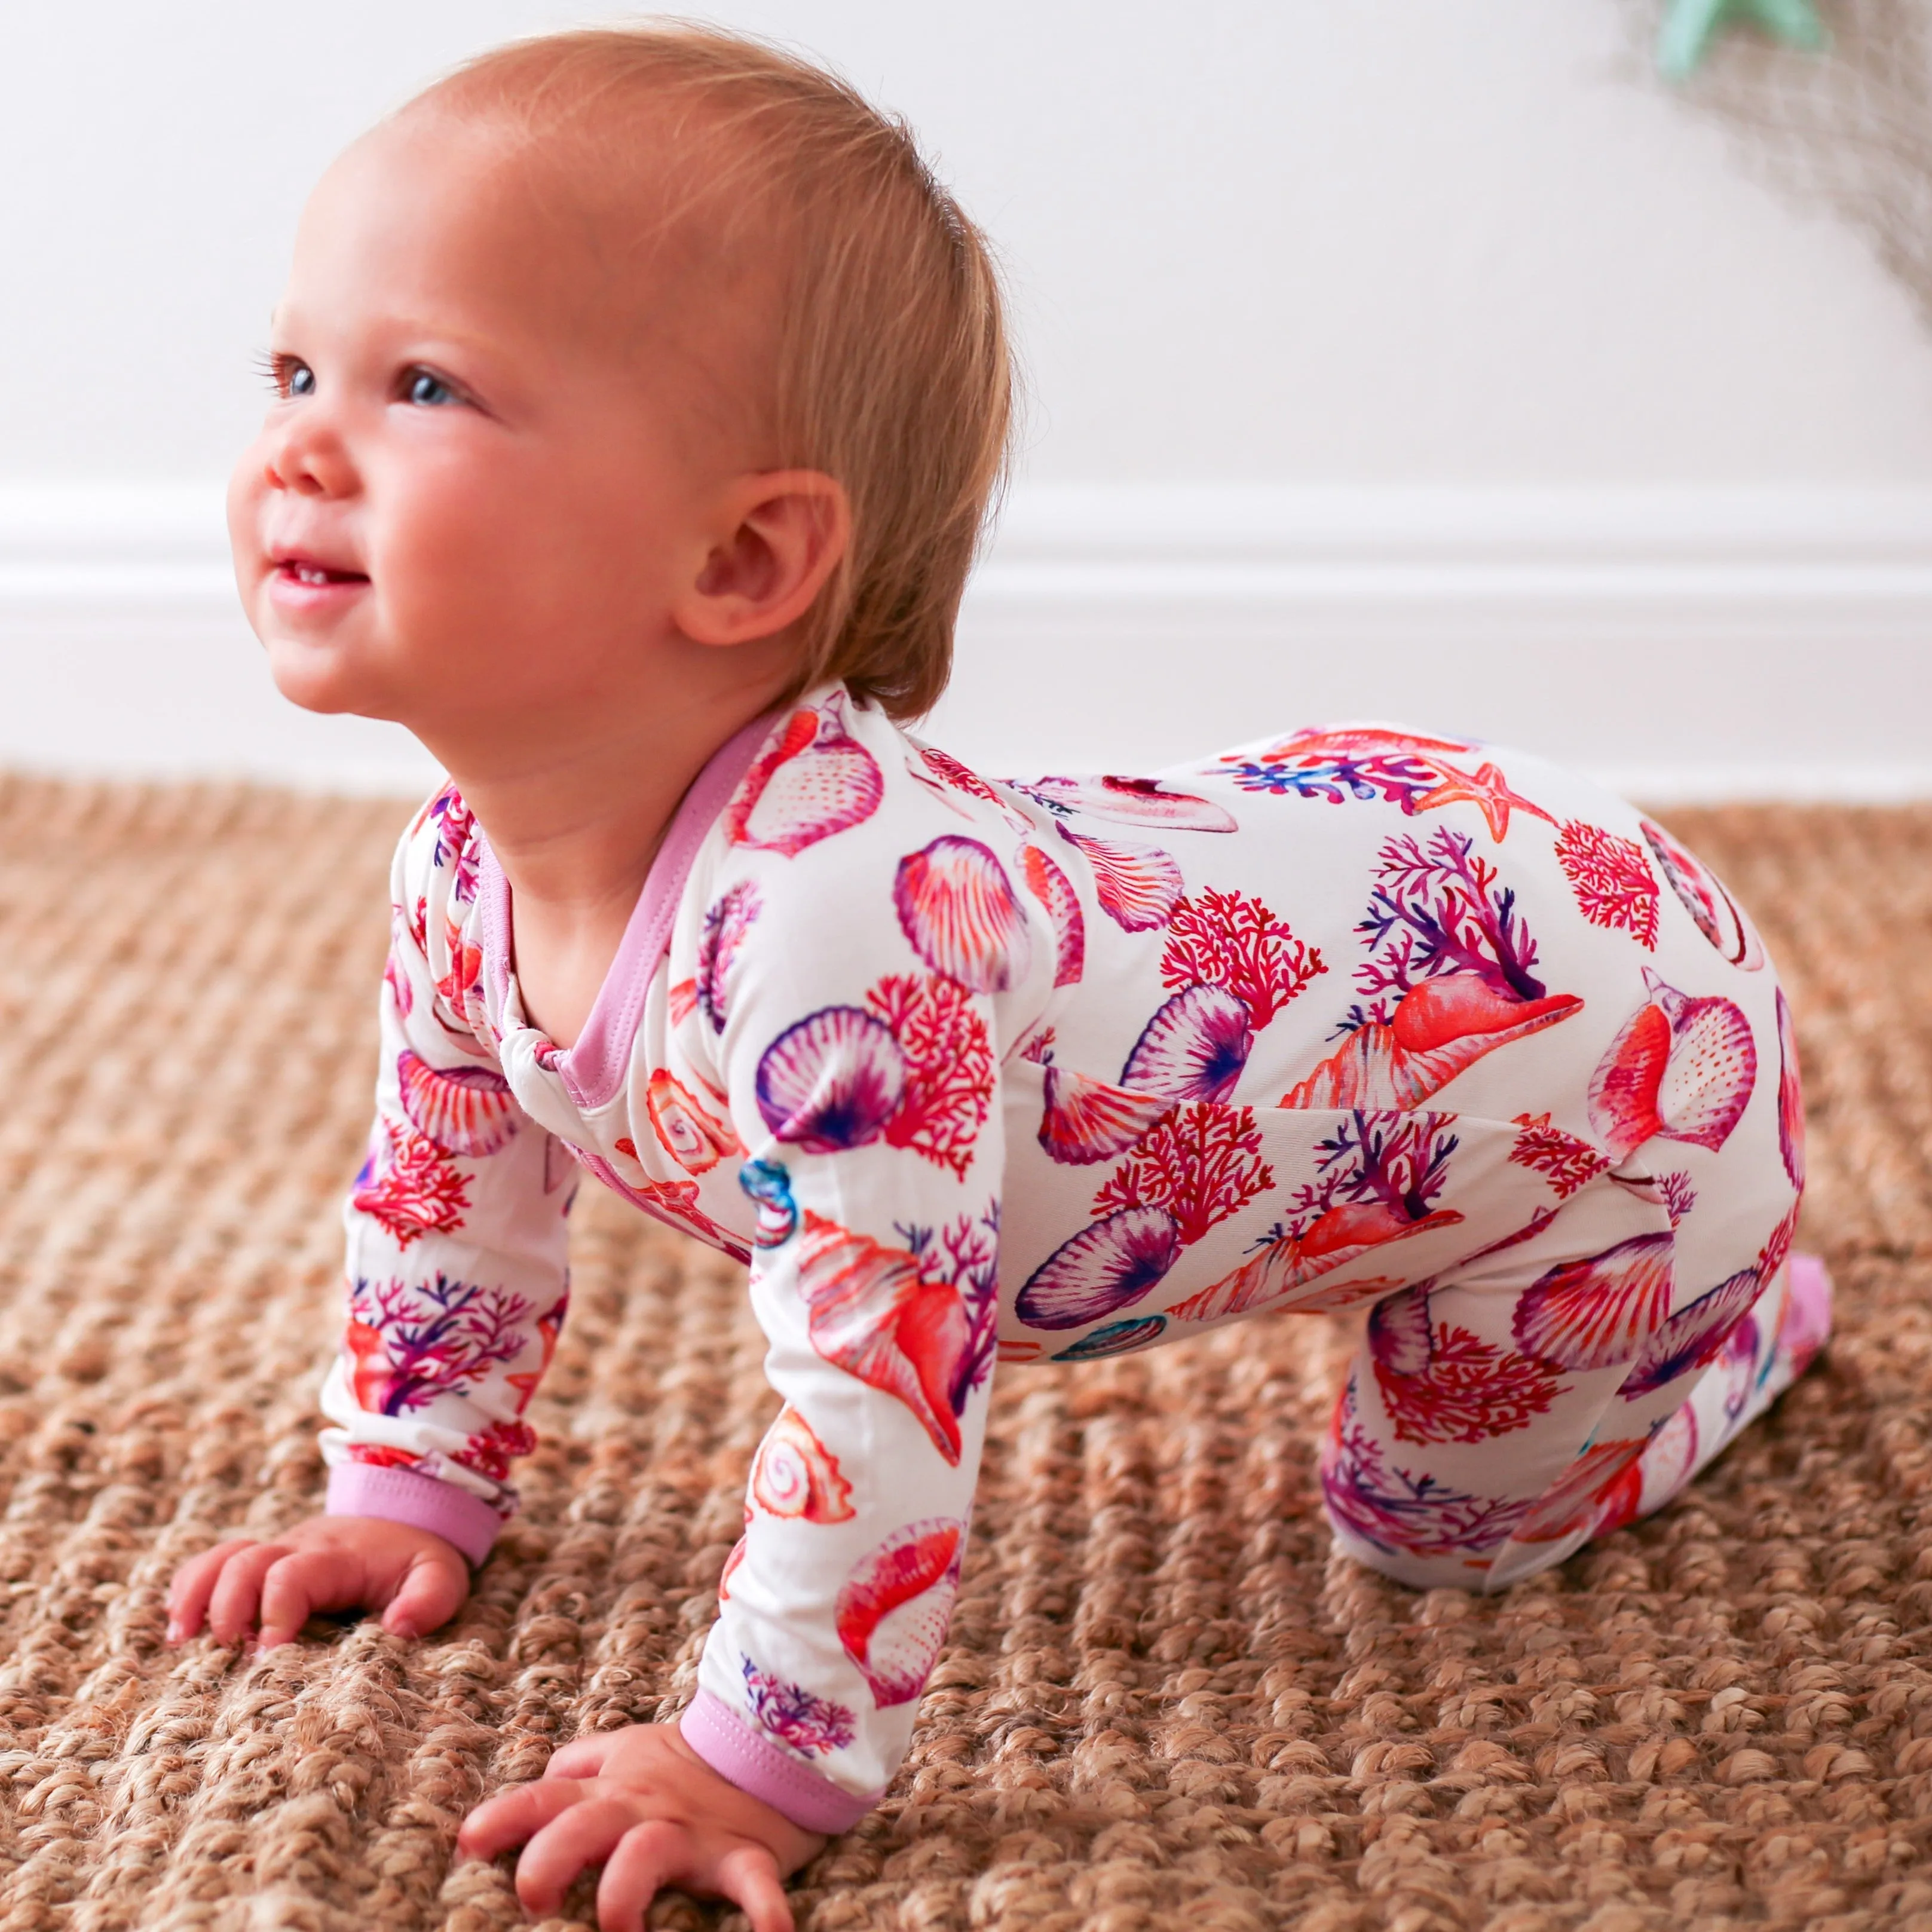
[396,1050,519,1157]
[794,1213,973,1463]
[1018,844,1086,988]
[1586,969,1757,1163]
[835,1517,965,1707]
[1170,1199,1462,1324]
[1281,973,1582,1112]
[1013,774,1238,833]
[1016,1205,1184,1330]
[755,1007,907,1153]
[1054,828,1186,932]
[893,837,1031,993]
[725,693,883,856]
[1037,1064,1173,1165]
[1511,1233,1675,1371]
[749,1405,855,1522]
[1509,1436,1651,1546]
[737,1158,798,1248]
[645,1070,740,1174]
[1640,819,1764,968]
[1122,984,1254,1104]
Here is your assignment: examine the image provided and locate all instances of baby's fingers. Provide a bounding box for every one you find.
[516,1798,645,1916]
[166,1540,258,1642]
[379,1549,467,1641]
[206,1542,290,1645]
[709,1842,794,1932]
[256,1550,351,1650]
[596,1820,700,1932]
[457,1775,587,1863]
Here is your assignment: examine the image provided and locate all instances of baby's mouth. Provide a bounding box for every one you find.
[275,556,369,587]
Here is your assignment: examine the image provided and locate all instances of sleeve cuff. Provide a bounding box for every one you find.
[326,1462,503,1567]
[679,1690,883,1835]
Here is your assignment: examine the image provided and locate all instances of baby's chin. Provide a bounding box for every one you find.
[257,620,405,724]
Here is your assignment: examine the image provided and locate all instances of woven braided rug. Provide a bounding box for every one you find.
[0,779,1925,1932]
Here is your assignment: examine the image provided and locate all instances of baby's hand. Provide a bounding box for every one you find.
[458,1721,825,1932]
[166,1514,470,1649]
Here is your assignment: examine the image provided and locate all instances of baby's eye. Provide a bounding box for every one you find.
[258,353,314,399]
[404,369,459,407]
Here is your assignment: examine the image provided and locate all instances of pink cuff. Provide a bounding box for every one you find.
[326,1462,503,1567]
[679,1690,883,1835]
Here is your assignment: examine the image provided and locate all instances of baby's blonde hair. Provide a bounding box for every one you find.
[427,23,1014,722]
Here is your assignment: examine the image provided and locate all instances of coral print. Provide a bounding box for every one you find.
[863,973,994,1178]
[344,1273,542,1422]
[1282,831,1582,1110]
[1554,820,1660,947]
[1507,1112,1610,1199]
[351,1123,471,1248]
[1172,1110,1465,1323]
[1587,969,1757,1162]
[1091,1103,1273,1246]
[1158,889,1325,1028]
[755,977,995,1178]
[330,685,1817,1821]
[726,691,883,856]
[425,785,480,902]
[740,1658,858,1758]
[1368,1285,1568,1444]
[1322,1378,1532,1560]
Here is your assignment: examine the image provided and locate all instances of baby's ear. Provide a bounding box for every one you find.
[678,470,850,648]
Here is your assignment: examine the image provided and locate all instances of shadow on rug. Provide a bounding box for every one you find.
[0,780,1925,1931]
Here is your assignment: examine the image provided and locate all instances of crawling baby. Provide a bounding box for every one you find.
[164,25,1830,1931]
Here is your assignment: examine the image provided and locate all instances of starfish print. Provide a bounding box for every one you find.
[1657,0,1828,81]
[1411,760,1556,843]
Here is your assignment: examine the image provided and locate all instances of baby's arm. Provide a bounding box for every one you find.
[169,792,572,1646]
[471,764,1017,1919]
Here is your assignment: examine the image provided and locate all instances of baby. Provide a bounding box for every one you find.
[164,24,1830,1932]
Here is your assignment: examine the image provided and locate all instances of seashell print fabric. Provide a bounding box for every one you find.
[326,687,1817,1827]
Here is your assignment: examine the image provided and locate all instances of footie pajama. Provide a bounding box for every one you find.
[319,686,1826,1832]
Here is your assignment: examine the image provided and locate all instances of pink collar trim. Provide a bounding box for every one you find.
[474,710,777,1111]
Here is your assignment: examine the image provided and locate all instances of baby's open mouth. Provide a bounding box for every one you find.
[275,556,369,587]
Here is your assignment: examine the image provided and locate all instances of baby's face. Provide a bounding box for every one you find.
[229,111,757,749]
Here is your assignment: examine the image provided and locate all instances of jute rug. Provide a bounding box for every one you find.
[0,778,1925,1932]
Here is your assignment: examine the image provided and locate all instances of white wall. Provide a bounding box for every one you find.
[2,2,1928,792]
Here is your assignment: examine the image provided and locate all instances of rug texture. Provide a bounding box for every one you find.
[0,779,1925,1932]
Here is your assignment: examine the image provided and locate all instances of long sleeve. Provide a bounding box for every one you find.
[673,729,1040,1828]
[320,788,575,1566]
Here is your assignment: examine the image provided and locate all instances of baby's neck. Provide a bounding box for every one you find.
[440,688,774,1048]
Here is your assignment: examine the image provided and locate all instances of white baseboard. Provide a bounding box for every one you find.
[1,481,1928,800]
